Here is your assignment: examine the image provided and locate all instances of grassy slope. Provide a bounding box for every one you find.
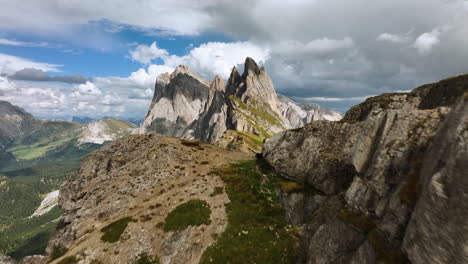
[229,96,285,138]
[200,160,298,264]
[0,121,102,259]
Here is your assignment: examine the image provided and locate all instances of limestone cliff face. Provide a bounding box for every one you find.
[262,75,468,263]
[138,66,211,138]
[139,58,342,145]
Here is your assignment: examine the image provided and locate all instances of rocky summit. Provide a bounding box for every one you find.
[262,74,468,263]
[139,58,342,145]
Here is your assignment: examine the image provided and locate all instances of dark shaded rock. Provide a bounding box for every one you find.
[307,219,365,264]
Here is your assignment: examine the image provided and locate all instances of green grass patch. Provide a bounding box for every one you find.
[200,160,298,264]
[230,96,284,128]
[134,253,160,264]
[9,137,74,160]
[49,244,68,261]
[163,200,211,231]
[100,217,132,243]
[233,131,264,146]
[0,204,63,259]
[210,187,224,197]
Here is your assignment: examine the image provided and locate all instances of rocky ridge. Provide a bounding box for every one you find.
[139,58,342,145]
[44,134,249,264]
[262,74,468,263]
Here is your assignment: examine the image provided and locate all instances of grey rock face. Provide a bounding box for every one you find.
[307,219,365,264]
[139,68,210,138]
[263,75,468,263]
[402,93,468,264]
[140,58,341,145]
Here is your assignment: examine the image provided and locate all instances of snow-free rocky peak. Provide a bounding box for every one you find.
[139,57,342,145]
[78,118,137,145]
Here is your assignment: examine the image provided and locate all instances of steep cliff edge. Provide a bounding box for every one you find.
[139,58,342,146]
[262,74,468,263]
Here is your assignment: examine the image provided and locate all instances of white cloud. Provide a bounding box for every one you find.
[0,38,48,47]
[0,53,61,75]
[0,76,16,93]
[130,41,270,79]
[74,81,102,96]
[272,38,354,58]
[129,42,169,64]
[464,1,468,12]
[128,64,174,87]
[0,0,214,36]
[413,29,442,55]
[377,33,411,44]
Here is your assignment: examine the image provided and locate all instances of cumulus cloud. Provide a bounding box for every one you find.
[377,33,412,44]
[0,0,214,35]
[0,53,61,75]
[2,0,468,115]
[129,42,169,64]
[9,68,87,83]
[412,27,450,55]
[0,38,48,47]
[129,41,270,79]
[0,63,171,118]
[74,81,102,96]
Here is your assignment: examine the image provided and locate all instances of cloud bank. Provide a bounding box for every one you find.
[1,0,468,117]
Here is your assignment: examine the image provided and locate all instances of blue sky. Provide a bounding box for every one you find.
[1,0,467,119]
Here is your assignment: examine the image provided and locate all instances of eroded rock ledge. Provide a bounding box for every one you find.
[263,75,468,263]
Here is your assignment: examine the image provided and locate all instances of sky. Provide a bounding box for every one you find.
[0,0,467,119]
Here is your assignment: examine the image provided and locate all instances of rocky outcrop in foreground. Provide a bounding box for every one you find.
[139,58,341,144]
[263,74,468,263]
[44,134,248,264]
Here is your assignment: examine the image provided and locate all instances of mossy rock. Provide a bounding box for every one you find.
[163,200,211,231]
[49,244,68,261]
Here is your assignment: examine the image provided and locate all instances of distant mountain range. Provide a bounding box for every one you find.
[0,101,135,259]
[69,116,143,126]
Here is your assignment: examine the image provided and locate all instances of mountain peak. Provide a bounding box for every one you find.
[242,57,261,78]
[210,75,225,92]
[170,64,210,86]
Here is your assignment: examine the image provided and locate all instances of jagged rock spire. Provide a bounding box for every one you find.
[242,57,262,78]
[210,75,225,92]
